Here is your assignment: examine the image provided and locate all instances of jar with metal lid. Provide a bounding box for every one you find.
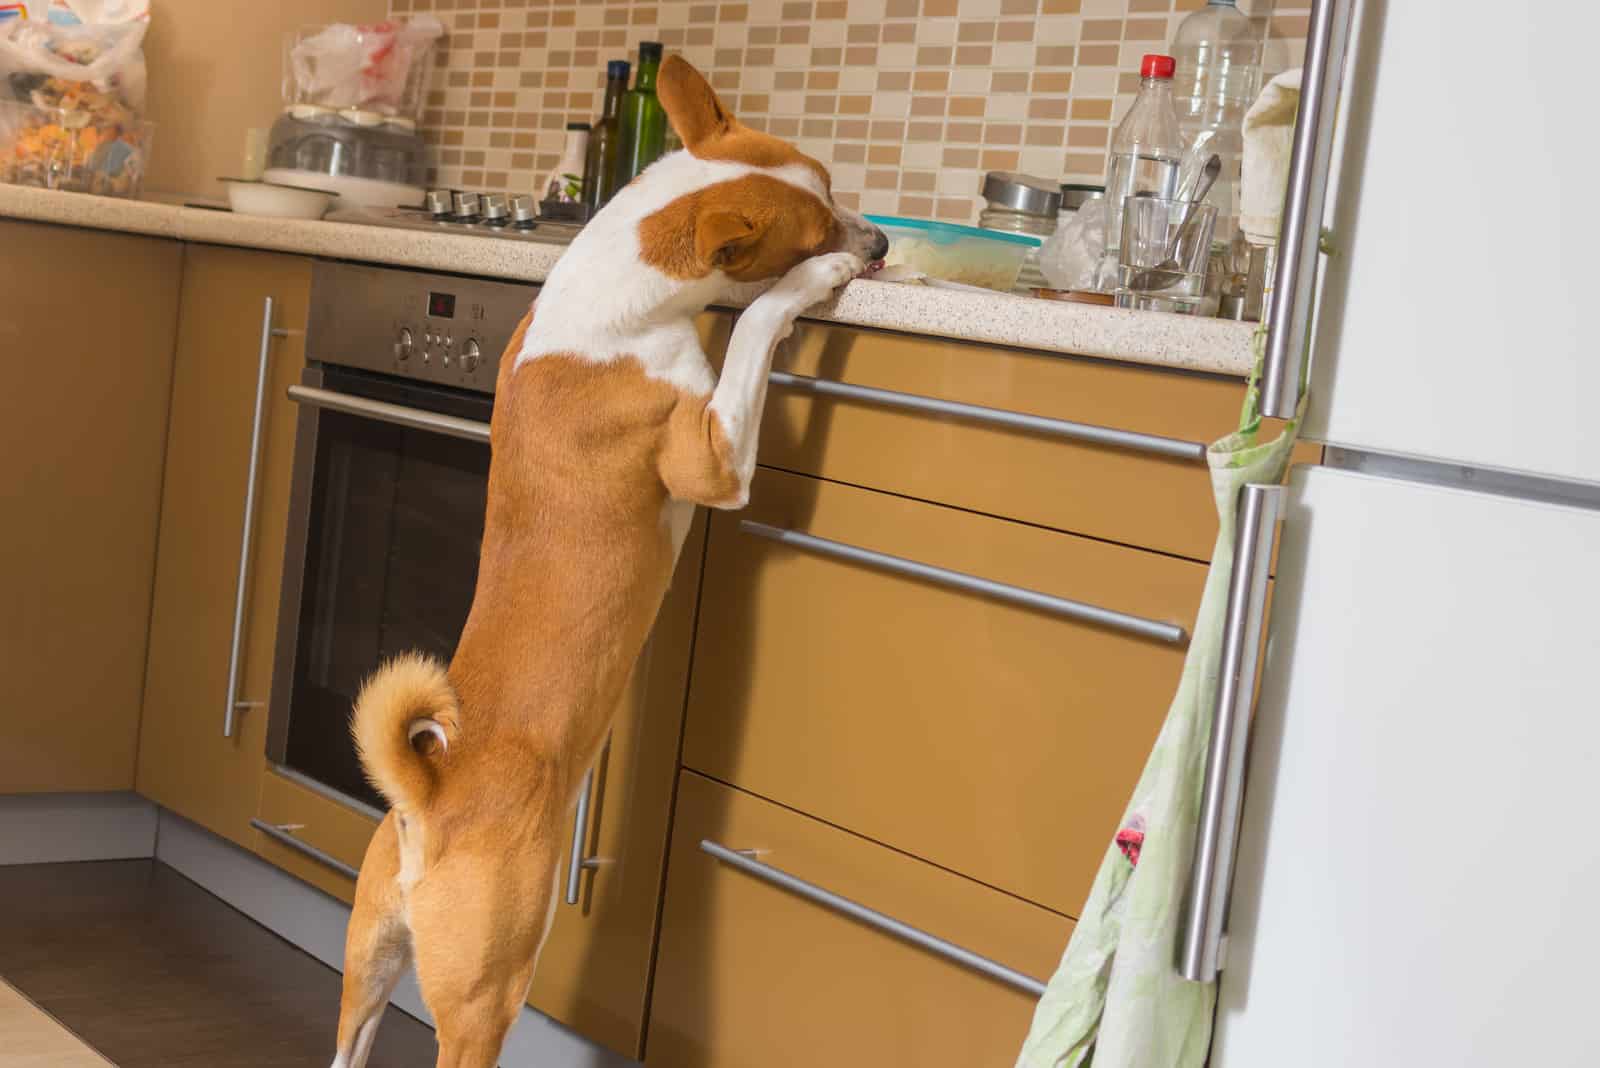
[1059,182,1105,215]
[980,172,1061,291]
[979,172,1062,237]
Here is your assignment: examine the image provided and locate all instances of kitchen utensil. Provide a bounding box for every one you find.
[221,177,337,219]
[868,214,1042,292]
[1127,154,1221,291]
[1114,196,1218,315]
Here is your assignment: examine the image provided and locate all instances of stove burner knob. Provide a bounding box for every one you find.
[509,194,537,228]
[451,191,481,221]
[394,327,414,361]
[481,193,509,225]
[424,189,452,218]
[461,338,481,373]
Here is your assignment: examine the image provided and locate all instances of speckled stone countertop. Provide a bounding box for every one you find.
[0,184,1256,376]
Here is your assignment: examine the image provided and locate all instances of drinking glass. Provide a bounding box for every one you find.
[1115,195,1219,315]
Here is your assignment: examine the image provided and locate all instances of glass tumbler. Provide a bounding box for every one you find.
[1114,195,1219,315]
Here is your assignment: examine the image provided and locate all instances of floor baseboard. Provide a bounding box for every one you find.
[154,809,636,1068]
[0,792,157,865]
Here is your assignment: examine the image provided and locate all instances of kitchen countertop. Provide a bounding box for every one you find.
[0,184,1257,377]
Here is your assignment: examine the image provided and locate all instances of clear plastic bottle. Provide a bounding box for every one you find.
[1102,54,1184,272]
[1171,0,1264,245]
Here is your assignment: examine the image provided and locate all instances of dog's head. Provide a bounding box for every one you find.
[634,55,888,284]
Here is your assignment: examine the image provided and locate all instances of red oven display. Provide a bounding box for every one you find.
[427,291,456,318]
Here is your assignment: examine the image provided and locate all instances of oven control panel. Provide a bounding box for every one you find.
[306,260,537,395]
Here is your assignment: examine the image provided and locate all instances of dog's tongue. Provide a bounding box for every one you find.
[857,258,885,279]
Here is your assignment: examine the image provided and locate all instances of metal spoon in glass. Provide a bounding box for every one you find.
[1127,154,1222,292]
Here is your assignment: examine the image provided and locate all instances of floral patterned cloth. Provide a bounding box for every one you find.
[1015,336,1305,1068]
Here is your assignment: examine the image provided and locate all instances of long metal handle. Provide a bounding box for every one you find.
[702,839,1046,997]
[564,767,597,905]
[286,385,492,444]
[224,298,289,738]
[1261,0,1356,418]
[769,371,1206,463]
[741,521,1186,645]
[1178,483,1284,982]
[249,818,359,881]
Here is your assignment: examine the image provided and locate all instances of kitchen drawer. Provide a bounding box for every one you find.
[253,767,377,903]
[700,314,1250,561]
[649,770,1070,1067]
[683,468,1204,916]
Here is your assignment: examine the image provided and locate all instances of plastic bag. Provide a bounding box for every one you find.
[0,1,148,110]
[288,16,443,114]
[1039,194,1109,291]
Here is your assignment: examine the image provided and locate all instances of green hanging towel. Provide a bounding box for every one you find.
[1015,331,1305,1068]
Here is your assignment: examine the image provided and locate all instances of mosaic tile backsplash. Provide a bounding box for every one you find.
[394,0,1309,223]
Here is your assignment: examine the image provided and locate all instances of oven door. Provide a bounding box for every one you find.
[267,363,493,812]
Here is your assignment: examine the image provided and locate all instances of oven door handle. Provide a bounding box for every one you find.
[286,384,492,444]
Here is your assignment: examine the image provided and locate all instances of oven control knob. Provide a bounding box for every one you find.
[394,327,413,361]
[461,338,481,373]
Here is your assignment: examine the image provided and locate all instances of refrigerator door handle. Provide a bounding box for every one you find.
[1261,0,1358,419]
[1178,483,1284,983]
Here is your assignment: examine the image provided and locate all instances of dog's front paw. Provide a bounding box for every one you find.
[760,251,866,315]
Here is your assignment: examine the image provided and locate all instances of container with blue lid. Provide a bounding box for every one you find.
[866,214,1042,292]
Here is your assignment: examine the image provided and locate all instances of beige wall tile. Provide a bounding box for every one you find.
[409,0,1309,221]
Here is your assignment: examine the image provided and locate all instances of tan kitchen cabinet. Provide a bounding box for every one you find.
[136,245,310,847]
[683,467,1205,917]
[649,770,1072,1067]
[0,221,181,793]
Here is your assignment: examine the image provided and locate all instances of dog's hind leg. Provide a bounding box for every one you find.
[409,836,564,1068]
[332,813,414,1068]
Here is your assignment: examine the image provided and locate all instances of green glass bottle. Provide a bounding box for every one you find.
[582,59,630,213]
[614,41,666,189]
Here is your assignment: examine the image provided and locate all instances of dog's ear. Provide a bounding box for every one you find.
[659,55,732,149]
[695,209,767,276]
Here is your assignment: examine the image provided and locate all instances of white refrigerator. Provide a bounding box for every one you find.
[1192,1,1600,1064]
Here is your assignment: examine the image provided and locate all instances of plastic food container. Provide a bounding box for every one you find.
[0,100,152,198]
[866,214,1042,292]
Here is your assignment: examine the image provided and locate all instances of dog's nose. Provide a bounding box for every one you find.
[868,225,889,261]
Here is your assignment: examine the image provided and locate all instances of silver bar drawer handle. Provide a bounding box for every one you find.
[564,767,601,905]
[702,840,1046,998]
[1261,0,1357,418]
[286,384,491,444]
[740,521,1186,646]
[768,370,1207,463]
[1178,483,1284,982]
[250,818,360,882]
[224,298,290,738]
[565,734,610,906]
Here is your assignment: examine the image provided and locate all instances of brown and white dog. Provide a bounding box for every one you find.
[328,57,887,1068]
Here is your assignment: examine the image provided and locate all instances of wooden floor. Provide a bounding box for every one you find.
[0,859,437,1068]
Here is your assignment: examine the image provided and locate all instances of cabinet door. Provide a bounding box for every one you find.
[0,222,181,793]
[137,246,310,847]
[649,771,1071,1067]
[684,468,1204,915]
[1212,467,1600,1066]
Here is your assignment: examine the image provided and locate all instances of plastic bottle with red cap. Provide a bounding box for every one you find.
[1100,52,1184,282]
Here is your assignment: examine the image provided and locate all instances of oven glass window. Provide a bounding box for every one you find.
[285,408,488,810]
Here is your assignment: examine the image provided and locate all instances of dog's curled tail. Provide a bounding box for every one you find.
[352,652,460,812]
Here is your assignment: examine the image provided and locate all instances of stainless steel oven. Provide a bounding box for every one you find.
[267,261,534,811]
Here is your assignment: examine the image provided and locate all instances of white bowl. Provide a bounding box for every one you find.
[221,177,337,219]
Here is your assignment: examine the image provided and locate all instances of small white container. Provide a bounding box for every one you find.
[221,177,338,219]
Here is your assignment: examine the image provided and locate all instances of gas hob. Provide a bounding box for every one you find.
[324,189,584,247]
